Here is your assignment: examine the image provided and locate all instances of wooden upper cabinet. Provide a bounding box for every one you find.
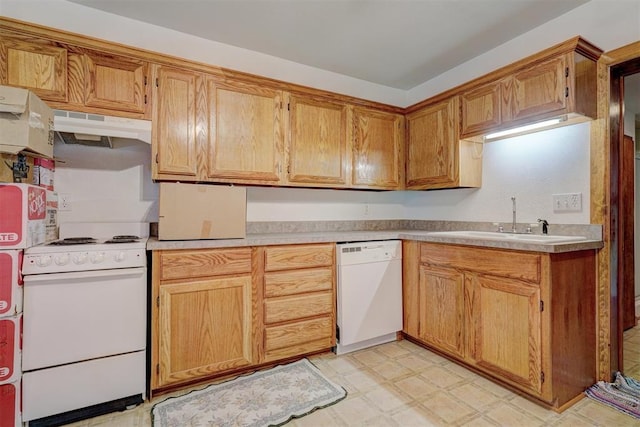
[152,66,198,179]
[406,96,481,190]
[406,97,458,189]
[459,39,600,138]
[352,107,404,189]
[84,51,149,115]
[501,55,567,124]
[285,93,348,186]
[0,36,67,102]
[460,81,501,138]
[205,77,284,183]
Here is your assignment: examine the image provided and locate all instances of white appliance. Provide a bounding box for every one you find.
[53,109,152,147]
[336,240,403,355]
[21,222,148,426]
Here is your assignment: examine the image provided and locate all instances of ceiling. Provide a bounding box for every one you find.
[68,0,589,90]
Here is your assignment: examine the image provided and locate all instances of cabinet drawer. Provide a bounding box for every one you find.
[263,336,334,362]
[264,267,333,297]
[265,292,333,324]
[421,244,541,283]
[158,248,252,281]
[264,316,333,352]
[264,244,334,271]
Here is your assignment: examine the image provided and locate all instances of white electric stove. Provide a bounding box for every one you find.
[21,222,149,426]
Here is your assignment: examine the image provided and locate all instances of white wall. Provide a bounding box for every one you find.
[247,187,404,222]
[404,123,591,225]
[54,141,158,223]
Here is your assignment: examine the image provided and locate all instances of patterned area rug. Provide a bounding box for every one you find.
[585,371,640,418]
[152,359,347,427]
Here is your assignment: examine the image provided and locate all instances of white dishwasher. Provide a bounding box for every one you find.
[336,240,403,355]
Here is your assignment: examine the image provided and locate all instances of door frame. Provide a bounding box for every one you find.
[612,59,640,373]
[596,42,640,378]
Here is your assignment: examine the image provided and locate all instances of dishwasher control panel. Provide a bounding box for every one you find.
[336,240,401,265]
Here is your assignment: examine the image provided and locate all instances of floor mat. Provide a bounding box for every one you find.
[585,371,640,419]
[152,358,347,427]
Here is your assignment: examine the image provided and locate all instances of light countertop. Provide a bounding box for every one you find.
[147,229,603,254]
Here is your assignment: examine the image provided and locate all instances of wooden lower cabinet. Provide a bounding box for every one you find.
[467,274,543,395]
[261,244,336,363]
[151,243,336,393]
[403,241,596,410]
[152,248,256,390]
[417,265,464,359]
[157,275,254,386]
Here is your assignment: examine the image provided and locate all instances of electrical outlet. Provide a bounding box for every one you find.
[59,193,71,211]
[552,193,582,212]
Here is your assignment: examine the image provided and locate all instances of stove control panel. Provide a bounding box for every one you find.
[22,248,147,274]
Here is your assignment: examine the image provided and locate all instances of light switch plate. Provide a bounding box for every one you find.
[553,193,582,212]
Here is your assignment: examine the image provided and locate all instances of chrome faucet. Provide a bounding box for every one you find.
[511,196,517,233]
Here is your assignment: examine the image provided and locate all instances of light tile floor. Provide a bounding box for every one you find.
[65,338,640,427]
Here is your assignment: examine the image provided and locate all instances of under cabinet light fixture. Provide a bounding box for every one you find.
[484,117,567,141]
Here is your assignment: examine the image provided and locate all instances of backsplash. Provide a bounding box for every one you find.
[246,220,602,240]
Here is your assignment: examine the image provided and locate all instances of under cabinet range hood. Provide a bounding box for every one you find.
[53,110,152,148]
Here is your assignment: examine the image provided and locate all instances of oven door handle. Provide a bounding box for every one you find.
[23,267,146,283]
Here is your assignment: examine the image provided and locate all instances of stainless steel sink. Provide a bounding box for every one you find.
[426,231,588,244]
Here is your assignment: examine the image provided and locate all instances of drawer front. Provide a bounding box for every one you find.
[265,292,333,324]
[420,244,541,283]
[263,336,334,363]
[264,267,333,297]
[158,248,252,281]
[264,244,334,272]
[264,316,333,352]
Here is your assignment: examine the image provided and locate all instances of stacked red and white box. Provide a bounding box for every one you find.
[0,183,47,249]
[0,380,21,427]
[0,315,21,385]
[0,251,22,318]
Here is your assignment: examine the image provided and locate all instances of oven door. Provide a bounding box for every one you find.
[22,267,147,371]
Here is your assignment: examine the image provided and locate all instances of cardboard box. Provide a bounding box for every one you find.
[45,190,58,242]
[0,381,21,427]
[158,183,246,240]
[0,152,34,184]
[0,251,22,318]
[0,184,47,249]
[0,85,54,158]
[0,315,21,385]
[33,157,54,190]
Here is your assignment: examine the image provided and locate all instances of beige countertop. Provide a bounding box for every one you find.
[146,229,603,253]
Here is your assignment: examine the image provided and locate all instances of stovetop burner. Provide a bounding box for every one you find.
[48,237,97,246]
[104,235,141,244]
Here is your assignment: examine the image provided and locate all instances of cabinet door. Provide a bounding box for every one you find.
[501,55,567,124]
[205,77,283,183]
[152,66,198,179]
[352,107,404,189]
[460,81,501,138]
[286,94,348,186]
[406,97,460,189]
[418,265,465,359]
[0,37,67,102]
[468,274,543,395]
[157,275,254,386]
[84,52,149,115]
